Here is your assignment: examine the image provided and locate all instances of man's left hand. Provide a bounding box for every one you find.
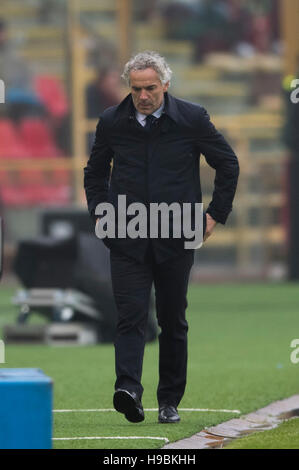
[203,213,217,242]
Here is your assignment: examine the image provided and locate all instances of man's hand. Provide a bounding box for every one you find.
[203,213,217,242]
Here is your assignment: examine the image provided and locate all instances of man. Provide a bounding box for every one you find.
[84,51,239,424]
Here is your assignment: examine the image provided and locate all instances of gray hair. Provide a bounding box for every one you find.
[121,51,172,86]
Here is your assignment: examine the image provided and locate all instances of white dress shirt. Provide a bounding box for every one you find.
[135,101,164,127]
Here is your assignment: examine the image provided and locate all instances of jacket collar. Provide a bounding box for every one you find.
[162,92,179,123]
[114,92,179,125]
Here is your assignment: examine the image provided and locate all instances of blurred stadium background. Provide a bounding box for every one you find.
[0,0,299,337]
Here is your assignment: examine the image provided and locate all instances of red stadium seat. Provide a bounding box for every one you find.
[0,170,7,183]
[0,119,29,158]
[19,169,45,184]
[1,182,70,206]
[19,118,61,158]
[0,167,71,206]
[52,168,70,184]
[34,76,69,119]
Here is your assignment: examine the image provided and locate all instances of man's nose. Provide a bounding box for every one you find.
[140,89,149,100]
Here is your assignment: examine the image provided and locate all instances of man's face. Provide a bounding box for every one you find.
[129,68,169,115]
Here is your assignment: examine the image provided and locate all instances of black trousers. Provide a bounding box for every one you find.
[110,242,195,407]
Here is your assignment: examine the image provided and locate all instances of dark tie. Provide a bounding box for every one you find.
[144,114,156,130]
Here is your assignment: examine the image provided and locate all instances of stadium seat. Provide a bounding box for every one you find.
[1,167,70,206]
[0,119,29,158]
[1,183,70,206]
[19,169,45,185]
[1,185,26,205]
[0,170,7,183]
[51,168,70,185]
[34,76,69,119]
[19,118,62,158]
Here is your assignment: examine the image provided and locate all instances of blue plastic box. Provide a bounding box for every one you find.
[0,368,53,449]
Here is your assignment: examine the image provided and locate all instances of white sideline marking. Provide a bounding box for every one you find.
[53,436,169,443]
[54,407,241,414]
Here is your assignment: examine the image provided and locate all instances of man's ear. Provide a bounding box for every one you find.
[163,81,170,92]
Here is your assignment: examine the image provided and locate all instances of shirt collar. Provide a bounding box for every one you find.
[113,92,179,125]
[135,100,164,123]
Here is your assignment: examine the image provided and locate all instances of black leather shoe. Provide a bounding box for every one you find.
[158,405,180,423]
[113,389,144,423]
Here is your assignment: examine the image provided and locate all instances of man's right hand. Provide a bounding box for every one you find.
[203,213,217,242]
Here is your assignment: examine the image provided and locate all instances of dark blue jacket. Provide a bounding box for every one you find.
[84,92,239,263]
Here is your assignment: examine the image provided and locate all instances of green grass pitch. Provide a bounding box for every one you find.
[225,417,299,449]
[1,282,299,449]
